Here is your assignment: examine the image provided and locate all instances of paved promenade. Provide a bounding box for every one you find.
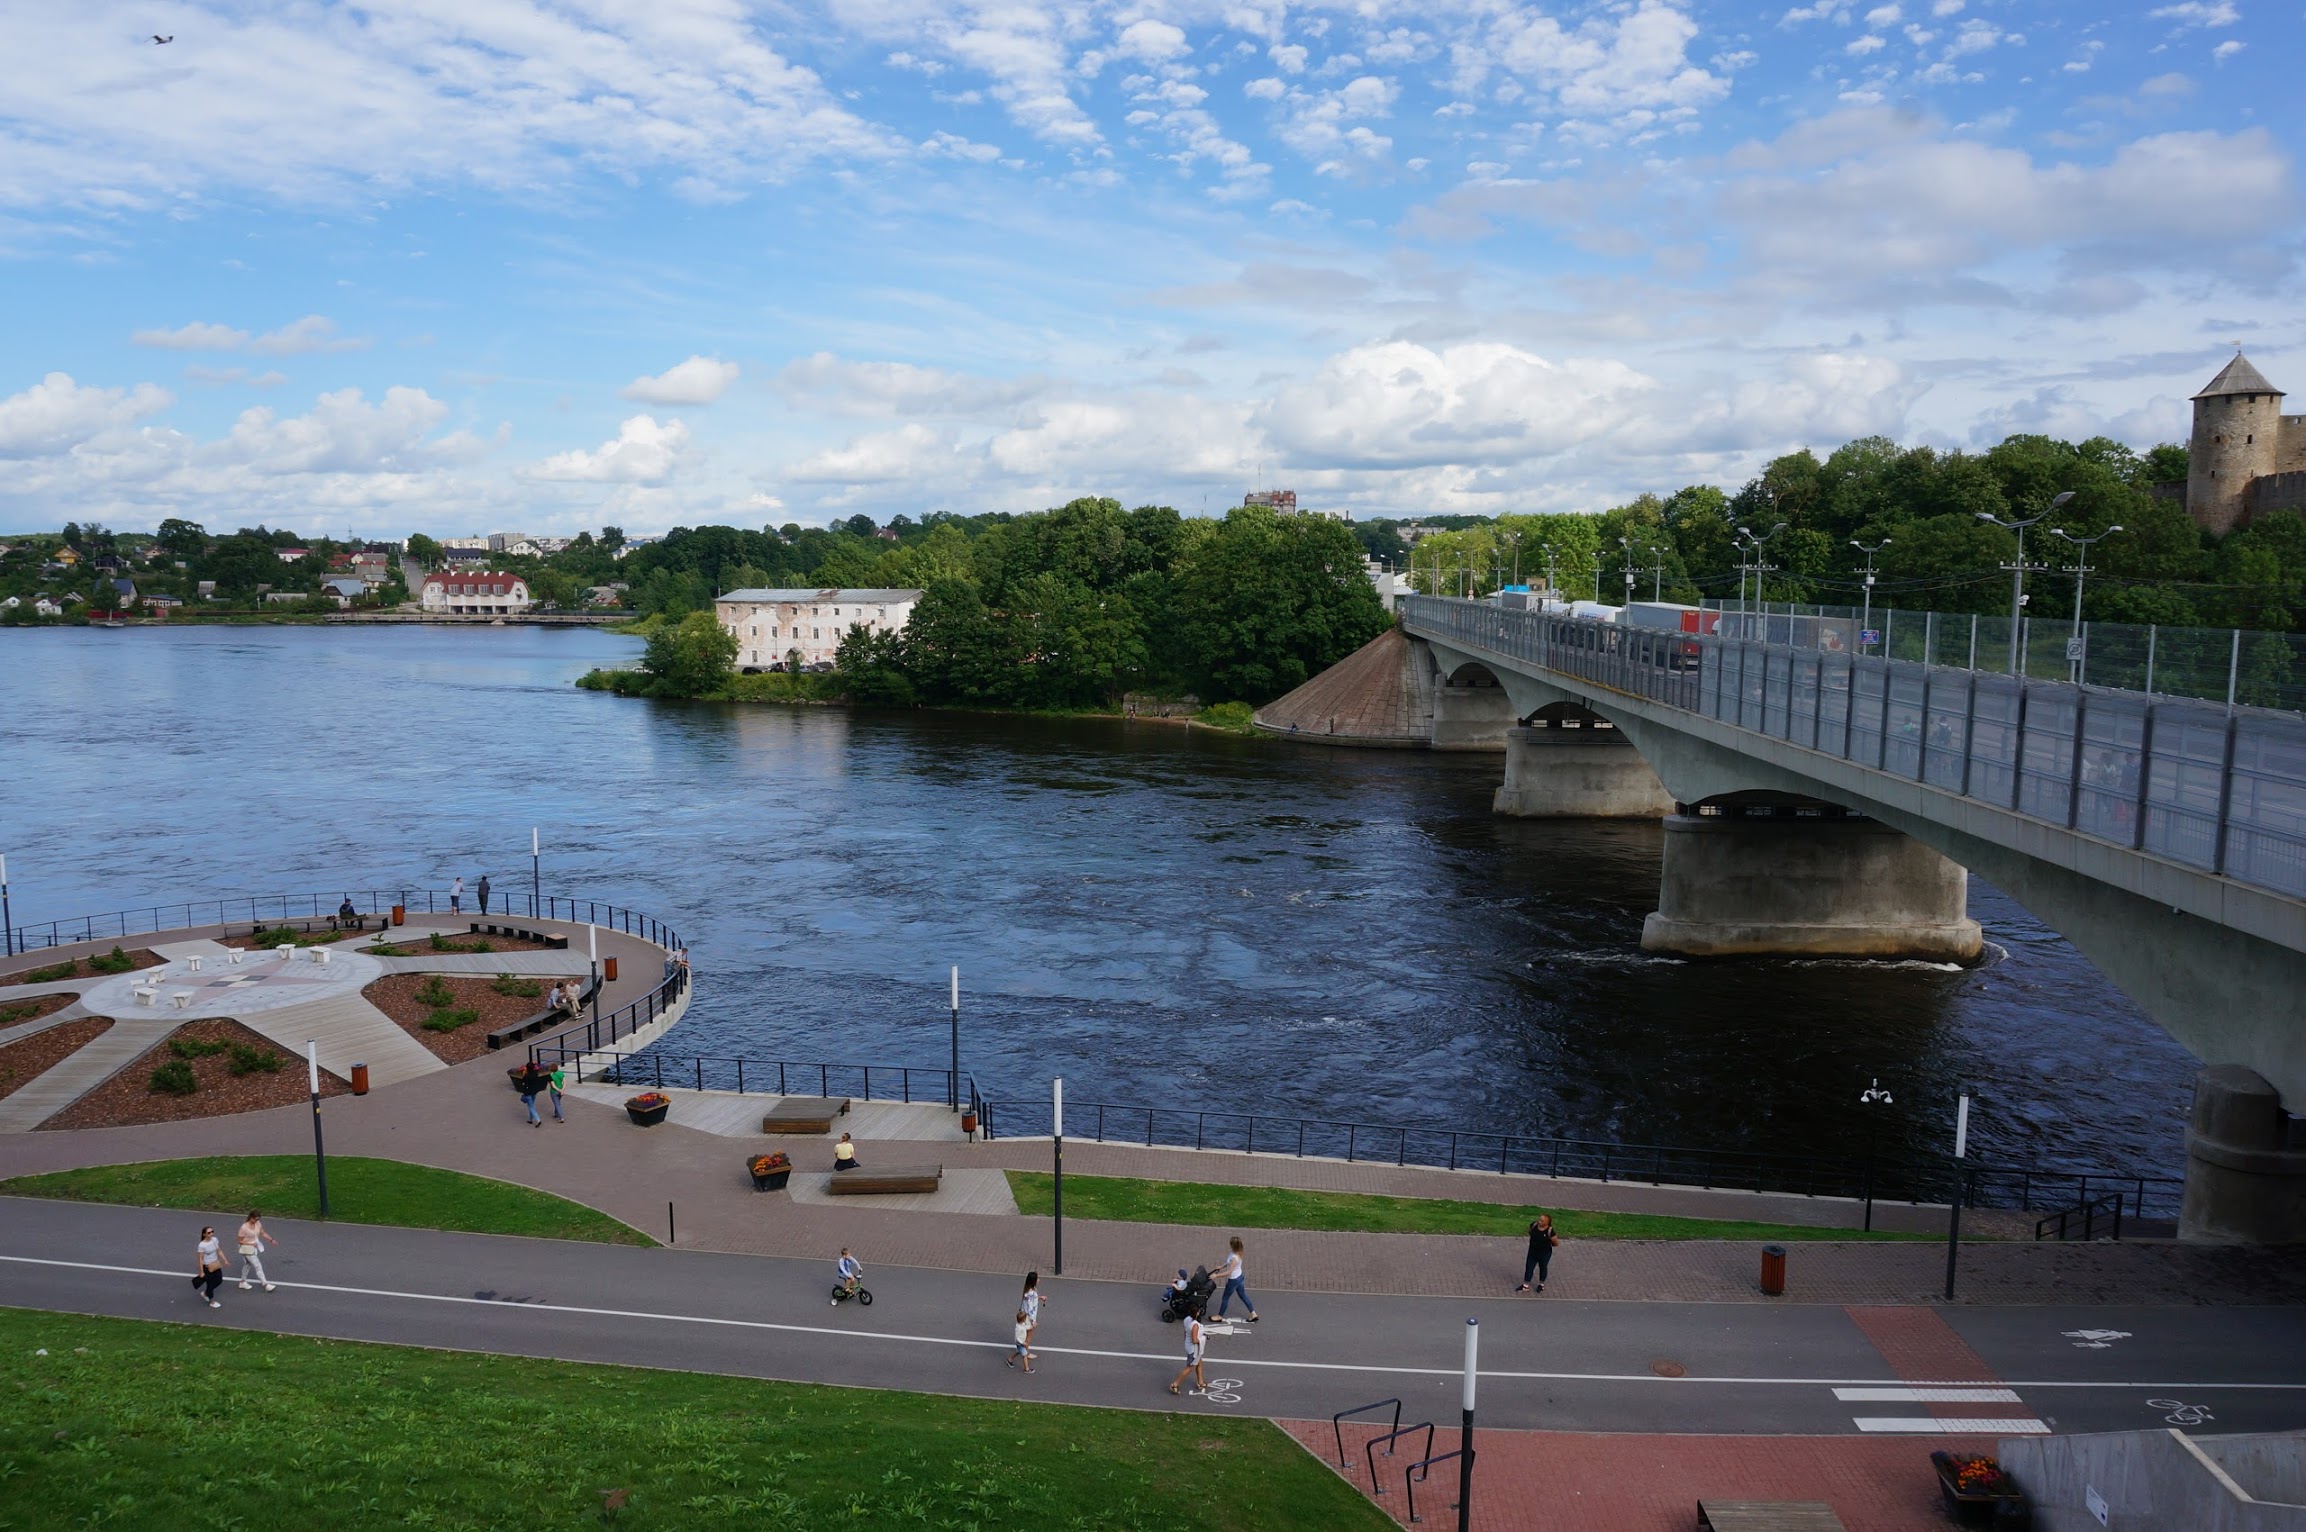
[2,1052,2296,1308]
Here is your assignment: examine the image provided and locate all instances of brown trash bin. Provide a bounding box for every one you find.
[390,904,405,926]
[1759,1244,1787,1296]
[603,955,619,982]
[351,1062,370,1096]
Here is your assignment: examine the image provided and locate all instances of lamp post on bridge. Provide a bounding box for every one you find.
[1734,522,1787,633]
[1978,490,2069,676]
[1859,1077,1893,1232]
[2050,523,2123,684]
[1850,537,1892,653]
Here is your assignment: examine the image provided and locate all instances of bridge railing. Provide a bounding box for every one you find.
[1404,596,2306,903]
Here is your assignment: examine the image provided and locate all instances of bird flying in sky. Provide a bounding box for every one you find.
[152,34,172,44]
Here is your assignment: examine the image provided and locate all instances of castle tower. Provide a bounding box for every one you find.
[2187,352,2284,536]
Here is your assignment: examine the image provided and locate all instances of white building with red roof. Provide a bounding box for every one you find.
[420,569,532,615]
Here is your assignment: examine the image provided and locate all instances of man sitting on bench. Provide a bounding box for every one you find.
[834,1131,860,1171]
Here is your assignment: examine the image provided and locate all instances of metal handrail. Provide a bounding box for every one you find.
[3,886,681,960]
[2034,1190,2126,1242]
[536,1041,972,1111]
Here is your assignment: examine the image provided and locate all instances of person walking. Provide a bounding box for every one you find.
[1020,1271,1046,1353]
[235,1211,278,1292]
[1518,1213,1559,1293]
[1214,1236,1258,1322]
[191,1226,226,1308]
[546,1062,567,1123]
[477,874,491,915]
[1169,1311,1207,1395]
[450,875,464,915]
[1008,1303,1035,1373]
[518,1063,543,1127]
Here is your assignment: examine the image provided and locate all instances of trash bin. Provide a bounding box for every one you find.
[351,1062,370,1096]
[603,955,619,982]
[1759,1244,1787,1297]
[390,904,405,927]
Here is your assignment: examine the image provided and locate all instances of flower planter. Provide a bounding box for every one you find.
[625,1095,671,1127]
[748,1153,793,1191]
[751,1168,792,1191]
[1930,1453,2029,1527]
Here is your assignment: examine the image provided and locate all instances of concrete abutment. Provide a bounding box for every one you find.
[2181,1065,2306,1244]
[1431,672,1515,750]
[1493,721,1676,818]
[1640,809,1984,962]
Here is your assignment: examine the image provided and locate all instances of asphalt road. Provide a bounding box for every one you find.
[6,1197,2304,1440]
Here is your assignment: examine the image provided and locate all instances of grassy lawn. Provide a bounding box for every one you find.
[0,1155,653,1246]
[0,1310,1385,1531]
[1004,1171,1932,1242]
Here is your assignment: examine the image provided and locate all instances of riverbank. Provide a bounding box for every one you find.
[575,662,1261,732]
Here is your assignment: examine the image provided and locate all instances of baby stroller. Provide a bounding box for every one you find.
[1160,1266,1213,1323]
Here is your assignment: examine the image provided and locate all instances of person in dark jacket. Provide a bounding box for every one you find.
[1518,1213,1558,1293]
[477,874,491,915]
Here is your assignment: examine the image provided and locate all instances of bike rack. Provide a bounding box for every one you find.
[1404,1446,1472,1525]
[1364,1421,1436,1495]
[1330,1397,1402,1468]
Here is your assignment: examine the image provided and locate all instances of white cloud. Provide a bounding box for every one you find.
[132,321,249,351]
[1245,76,1287,101]
[525,415,689,483]
[1476,1,1729,118]
[1269,43,1309,74]
[2213,40,2245,62]
[786,422,955,484]
[620,356,741,406]
[1259,341,1655,469]
[219,386,479,474]
[1848,35,1888,54]
[2148,2,2239,26]
[920,130,1002,161]
[0,372,172,457]
[777,353,1046,417]
[1115,20,1189,64]
[1865,4,1903,23]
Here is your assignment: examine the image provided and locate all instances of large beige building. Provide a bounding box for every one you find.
[2185,352,2306,536]
[717,587,923,671]
[419,570,531,615]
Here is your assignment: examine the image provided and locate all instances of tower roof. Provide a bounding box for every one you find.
[2193,352,2283,400]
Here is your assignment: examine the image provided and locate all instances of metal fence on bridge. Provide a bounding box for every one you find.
[1403,595,2306,902]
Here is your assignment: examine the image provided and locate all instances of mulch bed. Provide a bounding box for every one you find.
[0,1017,112,1103]
[363,973,583,1065]
[364,931,565,957]
[39,1018,349,1131]
[219,928,362,950]
[0,948,164,987]
[0,992,78,1029]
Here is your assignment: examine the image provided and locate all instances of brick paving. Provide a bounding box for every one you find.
[1281,1421,1996,1531]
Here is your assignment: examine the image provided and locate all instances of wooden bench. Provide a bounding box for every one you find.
[470,923,571,950]
[827,1164,942,1195]
[485,980,594,1051]
[761,1097,851,1134]
[1697,1502,1846,1531]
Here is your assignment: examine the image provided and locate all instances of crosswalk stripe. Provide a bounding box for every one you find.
[1833,1386,2022,1403]
[1853,1417,2049,1434]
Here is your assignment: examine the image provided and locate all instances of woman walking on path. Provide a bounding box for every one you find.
[1518,1213,1559,1293]
[235,1211,278,1292]
[1020,1271,1046,1353]
[191,1227,225,1308]
[1214,1236,1258,1322]
[1169,1312,1207,1395]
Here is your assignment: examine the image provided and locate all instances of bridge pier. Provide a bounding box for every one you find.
[1640,808,1983,961]
[1494,720,1676,818]
[1431,674,1514,751]
[2180,1065,2306,1243]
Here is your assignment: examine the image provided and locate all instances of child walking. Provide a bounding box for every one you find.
[1169,1312,1207,1395]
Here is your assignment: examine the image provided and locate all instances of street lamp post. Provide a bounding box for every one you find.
[1052,1077,1065,1275]
[1734,523,1787,633]
[2050,524,2123,684]
[307,1039,330,1217]
[948,965,961,1112]
[1978,491,2071,676]
[1541,543,1559,598]
[1859,1078,1893,1232]
[1944,1090,1971,1301]
[0,853,13,959]
[529,826,540,919]
[1850,537,1892,653]
[1620,536,1639,606]
[1649,548,1668,602]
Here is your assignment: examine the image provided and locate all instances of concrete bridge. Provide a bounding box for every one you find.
[1391,595,2306,1244]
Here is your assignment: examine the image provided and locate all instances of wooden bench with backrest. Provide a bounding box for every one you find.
[760,1097,851,1134]
[485,976,596,1051]
[1697,1502,1846,1531]
[827,1163,942,1195]
[470,923,571,949]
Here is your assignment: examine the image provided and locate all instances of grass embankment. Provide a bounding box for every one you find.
[0,1155,652,1246]
[577,666,842,703]
[1004,1171,1932,1241]
[0,1311,1384,1530]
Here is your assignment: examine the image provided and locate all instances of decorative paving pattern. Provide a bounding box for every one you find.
[78,947,387,1023]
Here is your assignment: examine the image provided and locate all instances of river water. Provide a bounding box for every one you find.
[0,624,2197,1177]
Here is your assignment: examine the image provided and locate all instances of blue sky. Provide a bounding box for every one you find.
[0,0,2296,538]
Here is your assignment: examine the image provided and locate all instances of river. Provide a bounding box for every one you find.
[0,624,2197,1178]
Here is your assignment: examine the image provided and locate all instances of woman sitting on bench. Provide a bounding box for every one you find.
[834,1132,860,1172]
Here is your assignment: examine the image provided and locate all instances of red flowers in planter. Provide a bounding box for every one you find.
[1946,1455,2007,1494]
[749,1151,791,1177]
[627,1092,670,1110]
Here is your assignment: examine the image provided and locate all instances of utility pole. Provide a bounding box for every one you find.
[2050,524,2123,684]
[1978,491,2069,676]
[1850,537,1892,652]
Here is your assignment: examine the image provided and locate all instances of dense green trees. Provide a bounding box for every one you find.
[640,611,739,696]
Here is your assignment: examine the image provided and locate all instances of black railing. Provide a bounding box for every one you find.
[2035,1190,2126,1242]
[535,1041,977,1115]
[526,966,690,1064]
[3,887,680,959]
[977,1092,2184,1219]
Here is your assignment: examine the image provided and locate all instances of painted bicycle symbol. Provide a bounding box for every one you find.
[2147,1399,2215,1426]
[1196,1377,1246,1406]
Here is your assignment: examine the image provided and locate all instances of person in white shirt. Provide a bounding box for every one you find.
[1020,1270,1046,1351]
[450,875,464,914]
[191,1227,225,1308]
[235,1211,278,1292]
[1169,1312,1207,1395]
[1214,1236,1259,1322]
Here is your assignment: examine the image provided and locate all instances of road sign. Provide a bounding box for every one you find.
[1860,628,1880,647]
[2066,637,2085,661]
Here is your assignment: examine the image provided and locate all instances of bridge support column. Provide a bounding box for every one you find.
[1431,676,1514,751]
[1640,810,1983,961]
[2179,1065,2306,1243]
[1494,724,1676,818]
